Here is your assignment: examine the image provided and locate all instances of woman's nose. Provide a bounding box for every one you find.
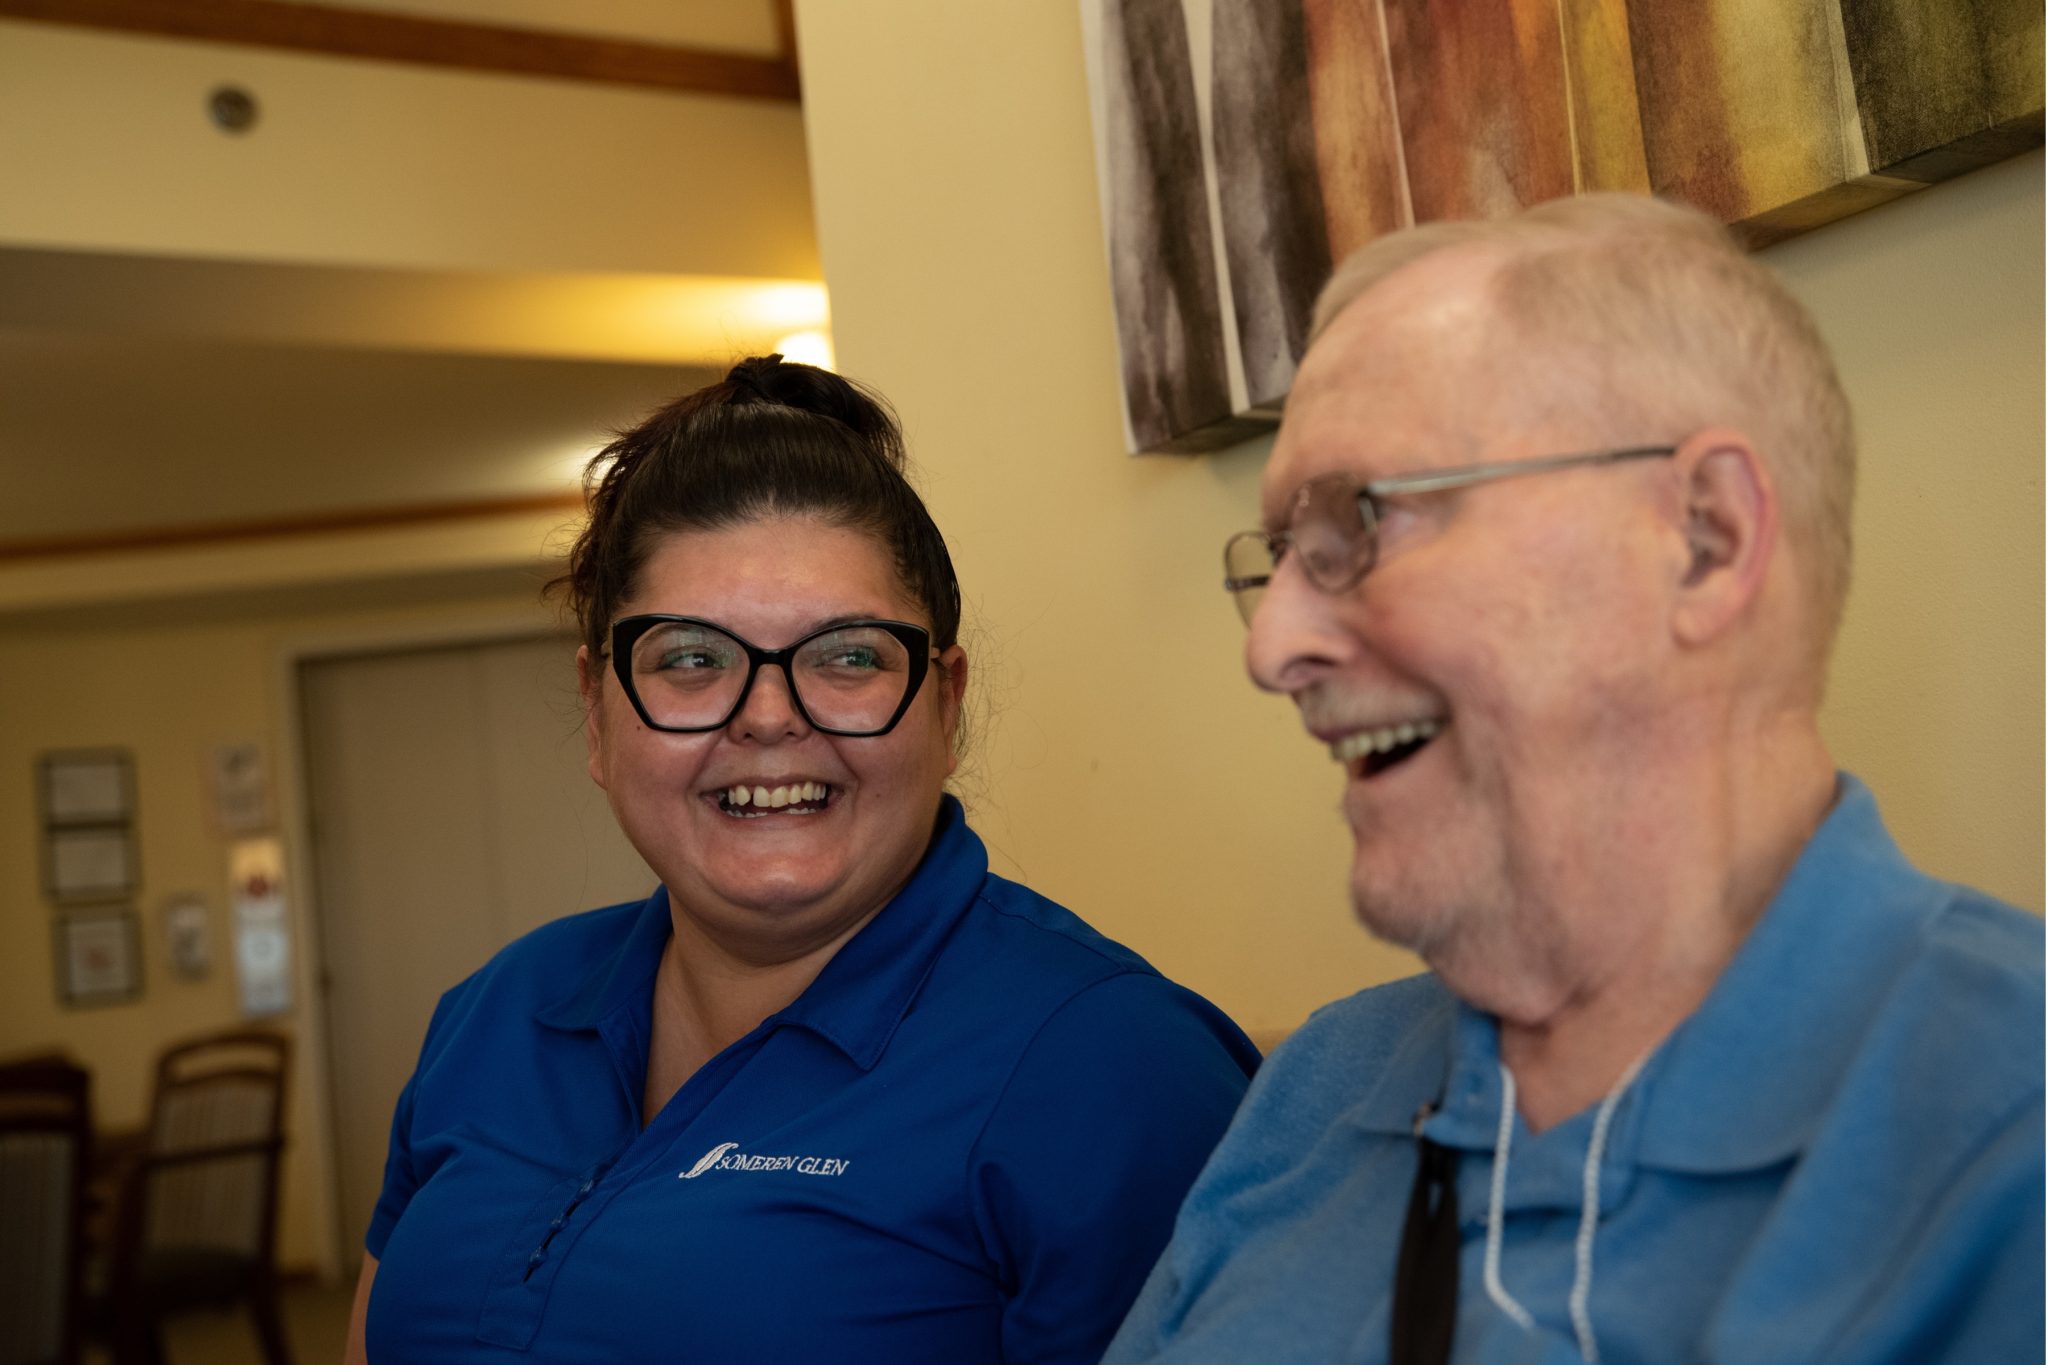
[728,663,810,741]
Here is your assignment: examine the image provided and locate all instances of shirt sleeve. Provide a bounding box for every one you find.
[362,982,470,1259]
[362,1070,422,1259]
[965,971,1258,1365]
[1827,1089,2045,1364]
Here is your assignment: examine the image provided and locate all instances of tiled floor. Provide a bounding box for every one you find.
[84,1282,356,1365]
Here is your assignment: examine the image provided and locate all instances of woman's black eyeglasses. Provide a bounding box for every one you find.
[608,616,938,737]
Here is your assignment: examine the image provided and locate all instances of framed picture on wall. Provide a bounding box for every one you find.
[55,907,142,1007]
[43,826,138,904]
[38,749,135,827]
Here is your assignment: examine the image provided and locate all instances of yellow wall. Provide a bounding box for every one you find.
[792,0,2044,1044]
[0,575,566,1277]
[1768,168,2045,910]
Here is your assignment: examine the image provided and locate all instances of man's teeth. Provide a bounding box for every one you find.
[1330,720,1441,764]
[724,781,830,809]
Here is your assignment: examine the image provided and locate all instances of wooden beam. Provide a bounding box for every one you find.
[0,492,587,563]
[0,0,800,101]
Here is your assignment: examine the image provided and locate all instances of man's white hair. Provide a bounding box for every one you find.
[1310,194,1855,676]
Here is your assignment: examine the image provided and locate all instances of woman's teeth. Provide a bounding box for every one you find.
[1330,719,1441,765]
[721,781,831,813]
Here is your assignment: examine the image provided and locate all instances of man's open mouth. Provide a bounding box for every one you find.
[1331,719,1442,778]
[714,782,834,817]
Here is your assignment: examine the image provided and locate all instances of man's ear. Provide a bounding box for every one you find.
[576,645,609,789]
[1669,428,1776,647]
[936,645,969,776]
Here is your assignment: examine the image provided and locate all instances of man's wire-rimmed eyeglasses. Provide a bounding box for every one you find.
[1221,445,1677,625]
[608,615,939,736]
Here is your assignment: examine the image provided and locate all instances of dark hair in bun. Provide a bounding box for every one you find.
[555,355,962,662]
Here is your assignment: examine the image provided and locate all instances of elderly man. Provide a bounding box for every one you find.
[1106,194,2043,1364]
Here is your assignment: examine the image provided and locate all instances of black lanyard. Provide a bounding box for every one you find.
[1389,1104,1460,1365]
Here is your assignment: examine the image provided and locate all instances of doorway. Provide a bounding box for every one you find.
[298,632,654,1273]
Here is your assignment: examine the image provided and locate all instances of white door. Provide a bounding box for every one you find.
[300,633,655,1272]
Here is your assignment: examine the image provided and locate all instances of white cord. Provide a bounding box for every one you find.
[1568,1053,1650,1363]
[1482,1063,1537,1331]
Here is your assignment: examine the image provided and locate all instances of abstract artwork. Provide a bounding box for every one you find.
[1082,0,2043,453]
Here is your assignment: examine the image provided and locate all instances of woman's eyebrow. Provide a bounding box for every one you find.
[797,612,894,635]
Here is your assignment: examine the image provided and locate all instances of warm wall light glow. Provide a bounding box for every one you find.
[553,441,610,487]
[772,329,836,371]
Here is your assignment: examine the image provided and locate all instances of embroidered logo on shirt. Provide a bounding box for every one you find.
[678,1141,851,1179]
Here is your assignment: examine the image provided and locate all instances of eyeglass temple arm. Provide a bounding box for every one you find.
[1365,445,1676,497]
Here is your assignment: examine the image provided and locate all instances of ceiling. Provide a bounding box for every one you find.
[0,0,818,573]
[0,327,711,545]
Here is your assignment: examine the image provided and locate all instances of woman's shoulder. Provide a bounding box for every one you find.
[964,872,1167,981]
[914,873,1257,1067]
[421,894,657,1043]
[470,896,648,987]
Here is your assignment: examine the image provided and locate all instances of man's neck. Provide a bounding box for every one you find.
[1438,723,1836,1133]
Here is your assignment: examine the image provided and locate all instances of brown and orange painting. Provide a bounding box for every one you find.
[1081,0,2043,454]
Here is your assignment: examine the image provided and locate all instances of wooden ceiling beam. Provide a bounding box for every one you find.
[0,492,588,564]
[0,0,800,101]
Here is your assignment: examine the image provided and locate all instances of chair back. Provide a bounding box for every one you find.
[117,1031,289,1294]
[0,1055,92,1365]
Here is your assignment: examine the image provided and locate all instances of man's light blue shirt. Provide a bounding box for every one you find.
[1106,776,2043,1363]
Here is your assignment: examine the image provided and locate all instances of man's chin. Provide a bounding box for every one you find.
[1349,860,1470,961]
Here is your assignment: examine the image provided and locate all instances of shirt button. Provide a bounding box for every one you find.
[579,1181,595,1196]
[527,1251,544,1267]
[549,1217,565,1231]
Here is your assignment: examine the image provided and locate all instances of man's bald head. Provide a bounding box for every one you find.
[1308,195,1855,685]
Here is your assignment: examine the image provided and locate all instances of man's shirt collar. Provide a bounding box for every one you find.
[1350,776,1945,1173]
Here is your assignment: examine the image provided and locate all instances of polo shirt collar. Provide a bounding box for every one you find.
[531,796,987,1075]
[531,884,673,1035]
[1346,775,1939,1174]
[1629,773,1942,1171]
[770,795,986,1069]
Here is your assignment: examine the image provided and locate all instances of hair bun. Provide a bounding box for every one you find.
[722,353,901,466]
[725,353,784,397]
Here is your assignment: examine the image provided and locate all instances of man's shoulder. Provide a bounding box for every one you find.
[1869,877,2044,1063]
[1233,973,1452,1135]
[1279,972,1451,1067]
[1883,880,2043,1086]
[1922,881,2044,983]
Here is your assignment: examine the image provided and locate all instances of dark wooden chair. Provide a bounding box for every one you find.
[0,1053,93,1365]
[96,1030,293,1365]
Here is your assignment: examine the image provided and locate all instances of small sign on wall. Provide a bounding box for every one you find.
[164,896,214,980]
[230,837,293,1017]
[209,742,274,836]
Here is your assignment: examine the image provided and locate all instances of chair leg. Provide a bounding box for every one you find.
[249,1279,296,1365]
[110,1312,166,1365]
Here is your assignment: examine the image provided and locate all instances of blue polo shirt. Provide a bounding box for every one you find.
[365,797,1259,1363]
[1105,775,2045,1363]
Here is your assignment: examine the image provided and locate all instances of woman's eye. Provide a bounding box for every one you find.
[820,646,881,670]
[651,641,732,671]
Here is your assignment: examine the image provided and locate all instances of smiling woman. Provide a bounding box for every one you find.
[343,356,1259,1364]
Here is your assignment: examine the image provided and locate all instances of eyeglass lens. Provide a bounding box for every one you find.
[1226,478,1378,623]
[626,621,919,733]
